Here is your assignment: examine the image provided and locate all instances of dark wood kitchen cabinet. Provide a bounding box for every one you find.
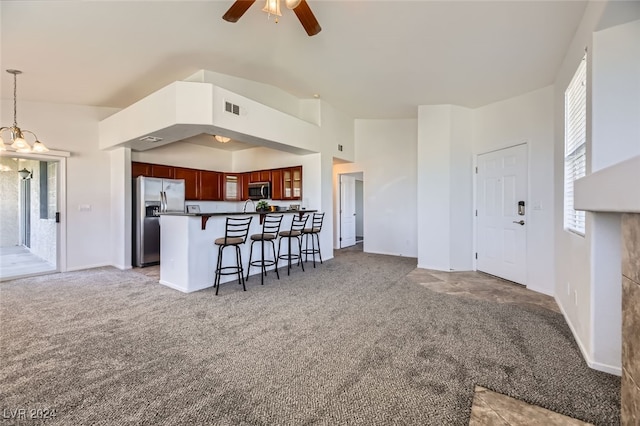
[248,170,272,183]
[223,173,245,201]
[199,170,222,201]
[271,169,284,200]
[270,166,302,200]
[281,166,302,200]
[131,162,151,178]
[131,162,174,179]
[132,162,301,201]
[173,167,199,200]
[150,164,174,179]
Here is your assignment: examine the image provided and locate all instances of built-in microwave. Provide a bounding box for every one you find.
[248,182,271,200]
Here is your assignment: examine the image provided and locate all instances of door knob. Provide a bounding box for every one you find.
[512,220,525,226]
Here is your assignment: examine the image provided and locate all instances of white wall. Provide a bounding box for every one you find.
[592,20,640,172]
[110,148,131,270]
[1,100,119,272]
[187,70,318,124]
[473,86,555,295]
[132,141,233,171]
[334,119,417,258]
[417,105,473,271]
[554,4,640,374]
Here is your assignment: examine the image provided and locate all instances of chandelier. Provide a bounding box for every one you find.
[0,69,49,153]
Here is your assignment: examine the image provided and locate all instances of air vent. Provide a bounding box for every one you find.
[139,135,163,143]
[224,101,240,116]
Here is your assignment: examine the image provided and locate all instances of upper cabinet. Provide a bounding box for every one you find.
[150,164,174,179]
[132,162,174,179]
[131,162,301,201]
[249,170,272,183]
[223,173,245,201]
[271,169,283,200]
[199,171,222,201]
[173,167,199,200]
[131,162,151,179]
[280,166,302,200]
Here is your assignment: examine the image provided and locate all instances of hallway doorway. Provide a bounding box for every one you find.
[337,171,364,249]
[0,156,61,281]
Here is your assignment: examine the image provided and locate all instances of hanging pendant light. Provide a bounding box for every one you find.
[0,69,49,153]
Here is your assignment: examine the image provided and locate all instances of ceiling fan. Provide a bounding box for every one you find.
[223,0,322,37]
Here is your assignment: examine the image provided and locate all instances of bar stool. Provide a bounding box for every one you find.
[276,214,308,276]
[213,216,253,296]
[246,214,284,286]
[302,212,325,267]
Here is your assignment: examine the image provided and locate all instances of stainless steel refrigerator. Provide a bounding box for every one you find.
[133,176,185,267]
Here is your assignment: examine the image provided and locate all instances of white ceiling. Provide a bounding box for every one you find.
[1,1,588,119]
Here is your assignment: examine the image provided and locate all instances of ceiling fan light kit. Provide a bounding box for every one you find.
[262,0,282,21]
[223,0,321,36]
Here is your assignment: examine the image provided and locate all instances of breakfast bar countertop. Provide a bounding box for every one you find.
[159,209,316,217]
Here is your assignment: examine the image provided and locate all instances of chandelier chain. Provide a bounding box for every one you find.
[13,71,18,127]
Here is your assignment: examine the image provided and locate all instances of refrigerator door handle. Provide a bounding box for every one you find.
[160,191,166,212]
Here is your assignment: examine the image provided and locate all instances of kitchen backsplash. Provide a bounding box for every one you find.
[185,200,294,213]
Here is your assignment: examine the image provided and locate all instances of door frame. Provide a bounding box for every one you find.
[335,171,364,250]
[1,150,69,274]
[473,142,529,285]
[339,174,356,248]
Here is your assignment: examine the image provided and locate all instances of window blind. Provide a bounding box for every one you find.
[564,54,587,235]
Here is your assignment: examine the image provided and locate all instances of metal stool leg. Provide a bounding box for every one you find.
[236,245,246,291]
[287,236,292,276]
[214,244,224,296]
[315,232,323,264]
[260,239,266,285]
[270,239,280,280]
[246,240,255,281]
[297,236,305,272]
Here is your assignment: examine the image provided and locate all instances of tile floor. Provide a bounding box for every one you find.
[406,268,591,426]
[0,246,56,281]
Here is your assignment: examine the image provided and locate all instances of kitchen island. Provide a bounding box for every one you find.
[159,210,315,293]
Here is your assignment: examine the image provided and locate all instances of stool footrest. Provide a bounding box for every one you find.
[216,266,244,276]
[249,259,276,268]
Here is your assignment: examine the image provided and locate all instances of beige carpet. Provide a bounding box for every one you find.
[0,249,620,425]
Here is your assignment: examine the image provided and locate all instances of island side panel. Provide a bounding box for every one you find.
[159,215,192,292]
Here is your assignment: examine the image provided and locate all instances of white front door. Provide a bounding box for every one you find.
[340,175,356,248]
[476,144,527,284]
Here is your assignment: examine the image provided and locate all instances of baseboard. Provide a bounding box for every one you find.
[525,284,554,297]
[159,279,212,294]
[416,263,450,271]
[65,263,112,272]
[555,298,622,377]
[367,250,417,259]
[589,360,621,376]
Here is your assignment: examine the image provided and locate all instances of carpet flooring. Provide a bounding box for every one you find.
[0,248,620,425]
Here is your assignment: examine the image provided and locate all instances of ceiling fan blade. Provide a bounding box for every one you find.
[222,0,256,23]
[292,0,321,36]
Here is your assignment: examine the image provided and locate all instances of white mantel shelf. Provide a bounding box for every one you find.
[574,155,640,213]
